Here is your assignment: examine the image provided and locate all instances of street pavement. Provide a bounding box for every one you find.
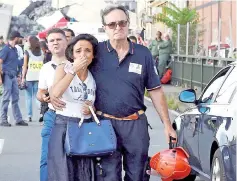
[0,91,199,181]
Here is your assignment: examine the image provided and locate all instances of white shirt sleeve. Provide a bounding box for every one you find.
[15,45,24,60]
[38,65,48,90]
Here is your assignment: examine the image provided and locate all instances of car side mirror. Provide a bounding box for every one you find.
[179,89,196,103]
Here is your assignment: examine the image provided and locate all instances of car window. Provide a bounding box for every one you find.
[200,67,230,104]
[215,67,237,104]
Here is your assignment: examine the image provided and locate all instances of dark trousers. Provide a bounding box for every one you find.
[47,114,92,181]
[95,114,150,181]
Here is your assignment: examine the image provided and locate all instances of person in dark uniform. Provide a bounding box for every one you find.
[0,31,28,127]
[90,5,177,181]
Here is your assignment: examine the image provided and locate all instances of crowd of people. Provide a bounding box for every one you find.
[0,4,176,181]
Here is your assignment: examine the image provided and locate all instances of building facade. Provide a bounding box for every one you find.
[137,0,236,53]
[0,3,13,39]
[105,0,137,12]
[189,0,236,50]
[136,0,188,40]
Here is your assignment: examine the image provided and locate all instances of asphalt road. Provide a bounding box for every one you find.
[0,91,199,181]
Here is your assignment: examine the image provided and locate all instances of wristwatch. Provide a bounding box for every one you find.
[64,63,76,76]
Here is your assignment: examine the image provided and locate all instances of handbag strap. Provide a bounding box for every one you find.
[78,106,101,128]
[89,106,101,125]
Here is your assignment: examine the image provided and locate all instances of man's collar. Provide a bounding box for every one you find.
[106,39,134,55]
[7,42,15,49]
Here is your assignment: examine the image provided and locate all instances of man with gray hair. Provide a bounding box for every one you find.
[90,5,177,181]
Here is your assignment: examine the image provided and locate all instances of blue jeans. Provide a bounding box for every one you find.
[40,110,56,181]
[25,81,40,118]
[0,73,23,123]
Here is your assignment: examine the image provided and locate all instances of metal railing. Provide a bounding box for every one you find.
[170,54,236,91]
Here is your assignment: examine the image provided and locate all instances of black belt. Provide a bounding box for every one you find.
[55,114,92,124]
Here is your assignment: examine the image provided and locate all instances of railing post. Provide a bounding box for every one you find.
[229,17,233,58]
[172,55,175,84]
[177,24,180,55]
[201,58,203,90]
[212,58,215,77]
[191,57,193,88]
[181,56,184,86]
[194,25,199,55]
[218,18,221,58]
[186,22,190,57]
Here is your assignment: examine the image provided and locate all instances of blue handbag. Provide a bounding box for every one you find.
[64,106,117,156]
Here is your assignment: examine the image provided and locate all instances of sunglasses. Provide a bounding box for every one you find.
[105,20,128,29]
[81,83,88,100]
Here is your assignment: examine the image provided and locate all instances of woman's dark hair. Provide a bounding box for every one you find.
[65,34,98,63]
[29,35,40,51]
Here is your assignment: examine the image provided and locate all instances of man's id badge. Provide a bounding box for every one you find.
[129,63,142,74]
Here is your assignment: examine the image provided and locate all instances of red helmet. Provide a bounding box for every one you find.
[150,147,191,181]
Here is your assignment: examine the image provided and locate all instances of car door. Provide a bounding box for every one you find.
[198,66,237,175]
[181,109,202,171]
[228,92,237,181]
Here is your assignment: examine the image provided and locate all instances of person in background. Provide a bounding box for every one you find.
[137,33,147,46]
[128,35,137,43]
[24,36,31,52]
[38,41,52,123]
[40,41,52,64]
[37,28,68,181]
[48,33,98,181]
[0,31,28,127]
[22,36,44,122]
[0,36,5,51]
[148,31,163,67]
[15,38,24,78]
[158,33,172,77]
[63,28,75,43]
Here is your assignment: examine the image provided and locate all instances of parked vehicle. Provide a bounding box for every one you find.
[172,61,237,181]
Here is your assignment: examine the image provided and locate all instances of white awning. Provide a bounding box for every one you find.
[65,1,137,29]
[37,11,65,29]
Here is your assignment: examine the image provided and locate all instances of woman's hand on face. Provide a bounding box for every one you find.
[72,55,88,73]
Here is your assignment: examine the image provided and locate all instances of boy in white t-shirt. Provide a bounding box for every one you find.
[37,28,68,181]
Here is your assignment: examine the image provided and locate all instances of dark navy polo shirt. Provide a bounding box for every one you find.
[90,40,161,117]
[0,44,19,75]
